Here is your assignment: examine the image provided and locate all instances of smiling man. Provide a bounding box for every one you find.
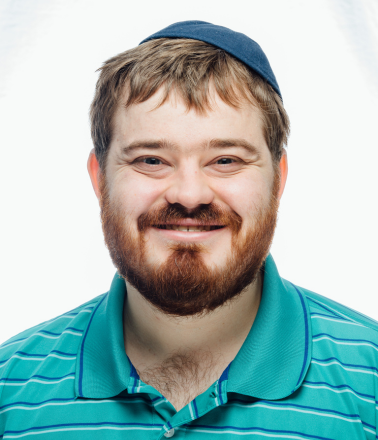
[1,21,378,440]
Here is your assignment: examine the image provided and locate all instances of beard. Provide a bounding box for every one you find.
[99,171,280,317]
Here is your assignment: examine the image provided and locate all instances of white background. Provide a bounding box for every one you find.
[0,0,377,343]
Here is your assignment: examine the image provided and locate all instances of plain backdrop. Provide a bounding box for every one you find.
[0,0,377,343]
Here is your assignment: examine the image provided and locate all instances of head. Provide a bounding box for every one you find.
[88,34,290,317]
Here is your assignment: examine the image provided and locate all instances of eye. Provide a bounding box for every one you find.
[216,158,234,165]
[144,157,162,165]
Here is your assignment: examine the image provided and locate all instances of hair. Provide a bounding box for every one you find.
[90,38,290,171]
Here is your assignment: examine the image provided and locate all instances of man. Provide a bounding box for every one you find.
[1,20,378,440]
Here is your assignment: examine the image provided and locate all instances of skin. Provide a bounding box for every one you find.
[88,86,288,403]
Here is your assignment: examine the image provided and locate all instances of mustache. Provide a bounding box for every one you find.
[138,203,242,233]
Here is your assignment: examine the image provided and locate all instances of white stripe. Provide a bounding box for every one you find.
[311,360,378,377]
[3,426,161,439]
[0,353,76,368]
[310,316,363,327]
[153,398,166,407]
[185,428,312,439]
[0,398,153,415]
[313,336,378,352]
[189,401,195,420]
[214,380,220,407]
[0,330,82,351]
[302,384,375,404]
[363,426,375,435]
[309,299,362,325]
[0,376,75,387]
[230,403,362,424]
[136,379,142,393]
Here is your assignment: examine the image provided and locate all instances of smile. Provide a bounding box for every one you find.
[154,224,224,232]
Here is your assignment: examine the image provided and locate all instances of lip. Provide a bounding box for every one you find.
[154,219,224,227]
[149,225,228,242]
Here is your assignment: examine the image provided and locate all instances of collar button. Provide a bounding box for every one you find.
[164,428,175,438]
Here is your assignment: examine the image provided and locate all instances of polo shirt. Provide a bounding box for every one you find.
[1,254,378,439]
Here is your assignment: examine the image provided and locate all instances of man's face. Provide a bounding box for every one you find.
[98,86,285,316]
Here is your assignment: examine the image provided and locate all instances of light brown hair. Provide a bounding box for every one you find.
[90,38,290,170]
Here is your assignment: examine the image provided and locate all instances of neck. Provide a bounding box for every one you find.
[123,274,262,369]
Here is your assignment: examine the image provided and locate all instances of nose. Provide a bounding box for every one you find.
[164,164,214,209]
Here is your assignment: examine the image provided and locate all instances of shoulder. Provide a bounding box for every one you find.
[298,284,378,336]
[292,283,378,376]
[0,293,106,392]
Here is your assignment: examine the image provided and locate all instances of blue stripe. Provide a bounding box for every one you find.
[4,421,164,435]
[0,397,75,411]
[78,294,108,396]
[131,377,137,394]
[0,350,76,364]
[303,380,376,400]
[313,333,378,349]
[219,362,232,382]
[0,372,75,383]
[290,284,309,387]
[128,359,140,379]
[187,424,333,440]
[38,328,83,336]
[313,357,378,372]
[167,421,173,430]
[193,398,199,418]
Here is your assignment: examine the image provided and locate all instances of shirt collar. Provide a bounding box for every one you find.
[75,254,312,400]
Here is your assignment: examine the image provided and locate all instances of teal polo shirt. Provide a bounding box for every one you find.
[1,254,378,439]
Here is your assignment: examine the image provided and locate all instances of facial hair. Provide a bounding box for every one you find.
[99,171,280,317]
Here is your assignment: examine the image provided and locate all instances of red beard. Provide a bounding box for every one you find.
[100,171,280,317]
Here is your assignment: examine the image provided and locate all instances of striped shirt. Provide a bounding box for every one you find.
[1,254,378,439]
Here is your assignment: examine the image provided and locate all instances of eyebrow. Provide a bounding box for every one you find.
[207,138,261,159]
[121,138,261,159]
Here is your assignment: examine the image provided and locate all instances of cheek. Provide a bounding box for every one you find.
[215,174,269,221]
[111,173,164,220]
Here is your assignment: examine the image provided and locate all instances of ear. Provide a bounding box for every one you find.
[277,150,288,200]
[87,149,102,200]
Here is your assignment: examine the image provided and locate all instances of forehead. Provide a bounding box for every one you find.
[111,86,268,156]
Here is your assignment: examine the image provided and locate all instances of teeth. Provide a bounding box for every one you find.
[162,225,213,232]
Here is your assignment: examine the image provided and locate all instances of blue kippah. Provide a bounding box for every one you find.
[139,20,282,99]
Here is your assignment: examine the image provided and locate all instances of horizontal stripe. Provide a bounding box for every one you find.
[0,373,75,386]
[0,329,83,350]
[313,334,378,352]
[313,357,378,372]
[308,298,373,332]
[0,350,76,366]
[310,316,363,326]
[0,397,154,415]
[311,358,378,377]
[235,400,361,418]
[307,298,357,323]
[186,425,333,440]
[310,313,348,321]
[302,381,376,404]
[3,426,162,439]
[3,422,163,438]
[225,400,371,428]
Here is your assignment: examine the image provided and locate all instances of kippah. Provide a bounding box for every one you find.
[139,20,282,99]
